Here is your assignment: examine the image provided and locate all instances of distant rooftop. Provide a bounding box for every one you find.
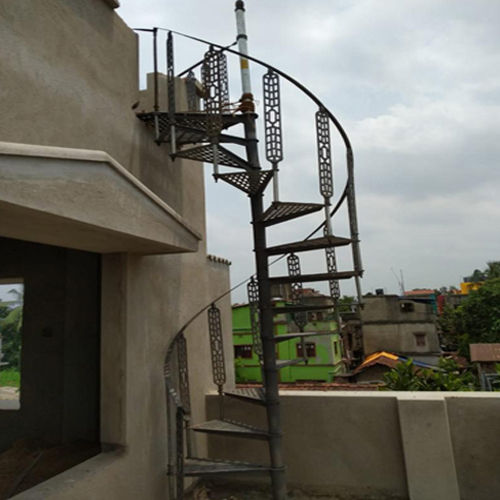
[470,343,500,362]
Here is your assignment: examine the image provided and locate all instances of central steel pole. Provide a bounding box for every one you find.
[235,2,287,499]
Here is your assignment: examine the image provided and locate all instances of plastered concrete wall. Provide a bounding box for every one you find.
[2,1,235,499]
[206,392,500,500]
[0,0,183,211]
[363,323,440,355]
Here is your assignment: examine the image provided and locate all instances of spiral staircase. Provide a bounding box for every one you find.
[136,23,363,500]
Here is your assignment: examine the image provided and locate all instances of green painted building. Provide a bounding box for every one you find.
[233,299,344,383]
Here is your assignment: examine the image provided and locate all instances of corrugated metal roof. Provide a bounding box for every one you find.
[470,344,500,362]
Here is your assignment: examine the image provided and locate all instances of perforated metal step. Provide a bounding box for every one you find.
[276,358,306,369]
[224,387,267,405]
[136,111,245,134]
[272,303,335,314]
[175,144,252,170]
[266,235,352,255]
[191,419,269,440]
[269,270,358,285]
[183,457,270,477]
[214,170,273,195]
[259,202,324,227]
[273,331,334,343]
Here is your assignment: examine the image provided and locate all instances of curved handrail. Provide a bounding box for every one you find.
[161,28,362,413]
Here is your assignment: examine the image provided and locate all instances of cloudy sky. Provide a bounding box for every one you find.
[118,0,500,302]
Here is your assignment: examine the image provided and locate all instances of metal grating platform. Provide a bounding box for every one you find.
[260,201,324,227]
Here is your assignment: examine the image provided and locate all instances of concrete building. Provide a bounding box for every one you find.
[0,0,233,497]
[361,294,440,366]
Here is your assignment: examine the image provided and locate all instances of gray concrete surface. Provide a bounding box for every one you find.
[206,391,500,500]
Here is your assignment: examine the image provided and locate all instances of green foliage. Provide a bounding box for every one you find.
[0,297,23,370]
[338,295,355,313]
[0,368,20,388]
[381,358,476,391]
[455,278,500,356]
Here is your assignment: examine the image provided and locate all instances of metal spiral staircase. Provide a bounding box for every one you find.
[136,7,363,499]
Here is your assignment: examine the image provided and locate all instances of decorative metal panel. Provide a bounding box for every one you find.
[247,277,263,358]
[177,333,191,414]
[263,70,283,164]
[186,70,198,112]
[167,32,176,119]
[202,47,224,137]
[316,109,333,199]
[287,253,307,330]
[208,305,226,387]
[324,227,341,299]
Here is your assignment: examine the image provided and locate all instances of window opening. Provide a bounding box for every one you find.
[234,344,253,359]
[296,342,316,358]
[0,279,24,410]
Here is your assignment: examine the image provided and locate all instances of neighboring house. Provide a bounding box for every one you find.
[404,288,437,313]
[233,298,344,383]
[361,294,440,366]
[0,1,232,497]
[470,343,500,390]
[353,351,438,383]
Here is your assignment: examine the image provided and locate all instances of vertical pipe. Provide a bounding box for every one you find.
[235,1,252,95]
[245,115,287,500]
[153,27,160,142]
[235,4,286,497]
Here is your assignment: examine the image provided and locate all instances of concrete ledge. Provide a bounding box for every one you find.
[102,0,120,8]
[0,142,201,254]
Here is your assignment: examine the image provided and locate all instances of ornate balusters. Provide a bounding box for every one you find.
[208,304,226,418]
[247,277,263,364]
[202,47,229,176]
[287,254,308,363]
[263,70,283,201]
[186,70,198,112]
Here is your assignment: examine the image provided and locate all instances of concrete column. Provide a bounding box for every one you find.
[397,394,460,500]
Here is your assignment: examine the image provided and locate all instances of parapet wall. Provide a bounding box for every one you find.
[206,391,500,500]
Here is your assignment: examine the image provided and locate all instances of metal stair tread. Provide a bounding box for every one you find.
[260,201,324,226]
[224,387,266,405]
[273,331,335,343]
[175,144,252,170]
[266,235,352,255]
[214,170,273,196]
[191,419,269,439]
[184,457,270,476]
[272,303,335,314]
[136,111,245,133]
[269,270,358,285]
[276,358,306,369]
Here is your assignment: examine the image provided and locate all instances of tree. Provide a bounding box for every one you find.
[0,289,23,370]
[454,277,500,355]
[485,261,500,280]
[382,358,476,391]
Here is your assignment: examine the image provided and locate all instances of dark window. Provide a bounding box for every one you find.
[414,332,426,347]
[234,345,253,359]
[333,341,339,356]
[296,342,316,358]
[400,302,415,313]
[0,280,24,410]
